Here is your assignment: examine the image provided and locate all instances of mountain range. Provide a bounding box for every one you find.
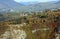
[0,0,60,12]
[0,0,23,9]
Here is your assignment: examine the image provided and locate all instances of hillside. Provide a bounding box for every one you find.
[0,1,60,12]
[13,1,60,12]
[0,9,60,39]
[0,0,23,9]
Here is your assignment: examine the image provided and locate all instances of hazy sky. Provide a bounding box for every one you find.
[14,0,59,2]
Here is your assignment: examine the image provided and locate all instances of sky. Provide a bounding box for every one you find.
[14,0,59,2]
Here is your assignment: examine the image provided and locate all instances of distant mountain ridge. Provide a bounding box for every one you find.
[0,0,24,9]
[12,1,60,12]
[19,1,40,5]
[0,0,60,12]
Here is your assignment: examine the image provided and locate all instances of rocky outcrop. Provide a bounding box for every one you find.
[0,24,27,39]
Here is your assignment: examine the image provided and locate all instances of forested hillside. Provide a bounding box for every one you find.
[0,9,60,39]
